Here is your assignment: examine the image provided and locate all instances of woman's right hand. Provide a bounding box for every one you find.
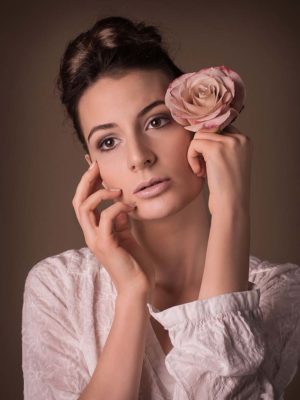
[72,161,156,300]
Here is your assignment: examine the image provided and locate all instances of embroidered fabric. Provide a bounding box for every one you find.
[22,247,300,399]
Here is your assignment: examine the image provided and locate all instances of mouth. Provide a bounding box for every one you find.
[133,178,172,199]
[133,177,170,194]
[139,180,165,191]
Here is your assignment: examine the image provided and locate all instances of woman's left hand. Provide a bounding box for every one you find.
[187,124,253,216]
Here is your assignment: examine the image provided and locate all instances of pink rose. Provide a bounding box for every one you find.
[165,65,246,133]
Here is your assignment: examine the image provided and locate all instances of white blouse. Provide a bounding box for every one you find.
[22,247,300,399]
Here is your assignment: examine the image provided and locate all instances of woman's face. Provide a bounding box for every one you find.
[78,68,205,220]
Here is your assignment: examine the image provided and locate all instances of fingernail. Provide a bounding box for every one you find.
[109,188,121,191]
[88,161,96,170]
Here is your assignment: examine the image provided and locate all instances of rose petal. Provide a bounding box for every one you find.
[186,108,239,133]
[219,67,246,111]
[186,103,230,124]
[164,65,246,134]
[167,72,196,91]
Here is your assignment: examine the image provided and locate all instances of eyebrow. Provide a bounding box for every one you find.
[87,99,166,143]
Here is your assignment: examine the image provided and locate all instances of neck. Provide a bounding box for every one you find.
[131,191,211,300]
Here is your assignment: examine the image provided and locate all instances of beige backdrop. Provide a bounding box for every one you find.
[1,0,299,398]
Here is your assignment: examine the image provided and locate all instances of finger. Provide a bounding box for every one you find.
[73,161,104,212]
[222,124,249,143]
[194,131,248,148]
[114,210,132,233]
[98,201,136,245]
[224,131,251,143]
[73,161,121,220]
[195,123,243,137]
[194,131,227,142]
[77,189,122,234]
[187,138,218,175]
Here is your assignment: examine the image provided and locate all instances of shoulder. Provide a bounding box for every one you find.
[249,253,300,288]
[249,256,300,392]
[249,253,300,281]
[25,246,101,280]
[249,254,300,318]
[23,247,108,299]
[249,254,300,363]
[249,256,300,312]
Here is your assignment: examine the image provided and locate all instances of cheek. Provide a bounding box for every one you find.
[94,158,121,188]
[168,135,192,165]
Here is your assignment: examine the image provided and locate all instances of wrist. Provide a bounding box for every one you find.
[117,288,151,305]
[212,203,250,219]
[116,291,151,320]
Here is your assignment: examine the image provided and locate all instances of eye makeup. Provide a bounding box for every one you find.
[95,113,172,152]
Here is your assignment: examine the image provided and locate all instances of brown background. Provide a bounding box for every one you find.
[1,0,299,398]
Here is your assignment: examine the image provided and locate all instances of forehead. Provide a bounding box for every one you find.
[78,69,172,132]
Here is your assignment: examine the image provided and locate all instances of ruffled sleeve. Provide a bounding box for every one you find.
[251,259,300,398]
[22,261,90,400]
[147,260,300,400]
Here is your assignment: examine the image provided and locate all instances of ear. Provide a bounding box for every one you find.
[85,154,92,167]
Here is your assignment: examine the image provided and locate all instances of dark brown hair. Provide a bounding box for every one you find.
[56,16,184,154]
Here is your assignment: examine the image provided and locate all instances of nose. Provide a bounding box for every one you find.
[127,135,156,171]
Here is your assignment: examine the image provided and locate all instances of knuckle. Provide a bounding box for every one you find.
[241,136,251,151]
[227,137,237,147]
[240,134,249,144]
[214,142,223,154]
[78,202,87,215]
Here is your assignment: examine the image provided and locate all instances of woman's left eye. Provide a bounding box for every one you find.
[148,115,170,129]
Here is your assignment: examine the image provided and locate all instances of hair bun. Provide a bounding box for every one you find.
[135,23,162,45]
[90,16,162,49]
[57,15,184,154]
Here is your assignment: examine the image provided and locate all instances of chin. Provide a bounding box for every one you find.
[129,190,202,221]
[130,202,174,221]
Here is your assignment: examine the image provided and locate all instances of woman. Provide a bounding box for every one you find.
[22,16,300,400]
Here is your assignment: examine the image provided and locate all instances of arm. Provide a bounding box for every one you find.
[148,289,274,399]
[199,207,250,300]
[22,265,91,400]
[79,292,150,400]
[22,262,151,400]
[186,126,252,299]
[147,260,300,399]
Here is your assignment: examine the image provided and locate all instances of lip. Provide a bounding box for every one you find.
[133,177,170,194]
[134,179,172,199]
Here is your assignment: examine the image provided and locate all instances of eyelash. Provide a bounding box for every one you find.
[96,115,171,152]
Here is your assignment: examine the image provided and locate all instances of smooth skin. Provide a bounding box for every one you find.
[188,128,252,299]
[75,68,252,302]
[71,68,252,399]
[72,166,156,300]
[78,68,209,307]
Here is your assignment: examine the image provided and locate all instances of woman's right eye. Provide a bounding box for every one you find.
[96,137,117,152]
